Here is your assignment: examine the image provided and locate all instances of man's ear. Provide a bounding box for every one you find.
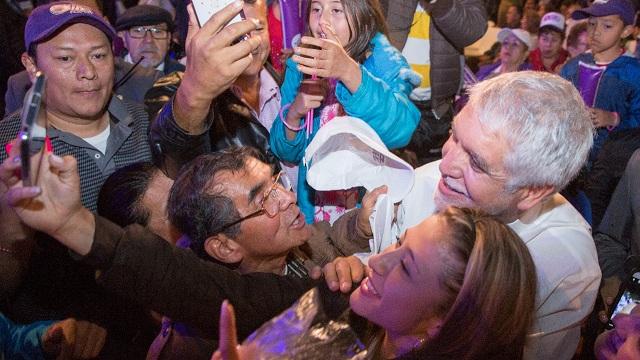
[203,234,244,264]
[622,24,635,39]
[117,31,127,43]
[516,185,555,212]
[21,52,38,83]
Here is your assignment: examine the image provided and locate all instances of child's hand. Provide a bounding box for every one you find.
[292,23,362,93]
[289,91,324,120]
[590,108,619,128]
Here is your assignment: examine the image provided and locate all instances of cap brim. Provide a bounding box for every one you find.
[29,16,116,49]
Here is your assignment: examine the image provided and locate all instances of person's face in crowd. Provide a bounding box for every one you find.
[350,215,448,337]
[506,5,522,28]
[434,104,526,223]
[500,34,528,66]
[309,0,352,46]
[537,29,563,59]
[240,0,270,77]
[587,15,632,57]
[524,0,536,12]
[141,170,180,244]
[23,23,114,122]
[568,31,588,57]
[215,157,309,266]
[122,22,171,68]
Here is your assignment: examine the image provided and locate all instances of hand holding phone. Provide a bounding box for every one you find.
[607,272,640,329]
[19,71,46,187]
[192,0,244,28]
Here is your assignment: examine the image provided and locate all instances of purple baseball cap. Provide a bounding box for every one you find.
[24,2,116,50]
[571,0,637,25]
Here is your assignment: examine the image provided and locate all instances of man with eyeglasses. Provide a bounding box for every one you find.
[146,147,360,357]
[115,4,185,74]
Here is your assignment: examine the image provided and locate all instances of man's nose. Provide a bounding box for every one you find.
[439,136,464,178]
[76,56,97,80]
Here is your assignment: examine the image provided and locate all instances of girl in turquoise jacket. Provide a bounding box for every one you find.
[270,0,420,223]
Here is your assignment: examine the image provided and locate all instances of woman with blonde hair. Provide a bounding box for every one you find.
[214,206,538,359]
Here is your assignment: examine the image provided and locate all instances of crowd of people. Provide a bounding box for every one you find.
[1,0,640,358]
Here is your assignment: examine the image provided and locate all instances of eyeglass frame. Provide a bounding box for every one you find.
[127,25,170,39]
[211,171,292,235]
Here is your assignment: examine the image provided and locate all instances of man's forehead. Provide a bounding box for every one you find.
[128,22,168,28]
[41,23,111,48]
[208,158,271,193]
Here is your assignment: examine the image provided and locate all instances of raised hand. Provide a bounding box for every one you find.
[211,300,259,360]
[175,1,264,133]
[291,22,361,93]
[0,141,95,256]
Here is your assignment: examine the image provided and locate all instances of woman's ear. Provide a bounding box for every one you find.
[204,234,244,264]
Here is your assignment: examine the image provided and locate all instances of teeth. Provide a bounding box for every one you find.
[444,177,468,196]
[363,277,379,296]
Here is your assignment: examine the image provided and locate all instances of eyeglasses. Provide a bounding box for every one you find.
[128,26,169,39]
[212,171,293,235]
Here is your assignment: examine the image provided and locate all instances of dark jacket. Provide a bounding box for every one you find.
[146,65,282,178]
[162,57,185,75]
[82,210,369,343]
[381,0,487,116]
[595,149,640,280]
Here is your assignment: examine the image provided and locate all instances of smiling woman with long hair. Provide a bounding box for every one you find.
[214,206,537,360]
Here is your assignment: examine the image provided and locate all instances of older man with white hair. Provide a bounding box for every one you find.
[322,71,600,360]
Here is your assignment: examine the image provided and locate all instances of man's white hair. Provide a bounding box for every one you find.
[467,71,594,192]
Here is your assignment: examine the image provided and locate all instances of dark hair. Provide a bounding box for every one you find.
[404,207,537,360]
[98,162,159,227]
[167,146,267,260]
[566,21,588,48]
[304,0,387,63]
[539,25,565,39]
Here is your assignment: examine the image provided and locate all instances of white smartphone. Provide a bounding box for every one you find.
[192,0,244,28]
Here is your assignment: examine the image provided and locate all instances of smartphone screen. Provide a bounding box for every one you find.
[19,71,45,187]
[192,0,243,28]
[607,272,640,329]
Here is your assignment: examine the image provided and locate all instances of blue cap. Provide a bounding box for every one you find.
[571,0,637,26]
[25,2,116,50]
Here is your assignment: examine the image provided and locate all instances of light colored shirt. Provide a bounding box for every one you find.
[231,69,299,192]
[391,161,601,360]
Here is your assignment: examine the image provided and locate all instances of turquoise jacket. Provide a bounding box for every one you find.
[1,313,53,360]
[270,32,420,223]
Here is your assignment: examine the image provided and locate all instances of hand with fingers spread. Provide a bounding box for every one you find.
[292,22,361,93]
[174,0,264,133]
[0,141,95,256]
[322,256,366,293]
[42,319,107,359]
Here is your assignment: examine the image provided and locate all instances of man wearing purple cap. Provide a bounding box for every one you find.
[0,1,264,357]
